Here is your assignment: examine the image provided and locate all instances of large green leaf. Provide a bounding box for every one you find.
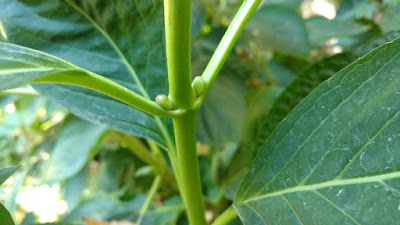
[0,0,171,147]
[0,202,14,225]
[252,53,358,153]
[44,116,106,182]
[245,5,309,57]
[234,38,400,224]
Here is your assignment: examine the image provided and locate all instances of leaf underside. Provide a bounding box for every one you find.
[0,0,170,147]
[234,37,400,224]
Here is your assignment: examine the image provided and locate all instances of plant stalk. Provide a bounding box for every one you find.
[164,0,206,224]
[173,112,206,225]
[212,206,238,225]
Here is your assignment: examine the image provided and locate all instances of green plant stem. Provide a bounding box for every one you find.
[0,87,40,97]
[136,175,162,225]
[261,62,276,86]
[212,206,238,225]
[117,132,174,179]
[173,112,207,225]
[164,0,207,224]
[32,70,183,118]
[193,0,262,110]
[164,0,193,109]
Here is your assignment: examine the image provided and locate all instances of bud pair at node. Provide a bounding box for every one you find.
[155,76,205,110]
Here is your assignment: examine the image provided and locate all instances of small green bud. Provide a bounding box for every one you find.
[155,94,174,110]
[192,76,205,96]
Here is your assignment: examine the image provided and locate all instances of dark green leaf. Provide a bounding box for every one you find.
[0,165,20,185]
[252,52,358,153]
[355,31,400,56]
[192,30,250,145]
[246,5,309,56]
[234,38,400,224]
[306,17,368,45]
[0,202,15,225]
[44,116,106,182]
[0,0,171,147]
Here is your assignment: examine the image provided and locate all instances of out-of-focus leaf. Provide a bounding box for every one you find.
[193,30,250,146]
[44,116,106,182]
[354,31,400,56]
[0,0,171,147]
[380,5,400,33]
[246,5,309,57]
[0,166,19,185]
[62,195,143,222]
[241,86,283,145]
[234,37,400,225]
[0,202,15,225]
[192,0,206,38]
[306,17,369,45]
[261,0,302,8]
[252,52,358,153]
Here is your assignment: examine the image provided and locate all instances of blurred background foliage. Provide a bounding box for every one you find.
[1,0,400,224]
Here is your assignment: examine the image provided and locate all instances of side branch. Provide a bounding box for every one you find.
[193,0,262,110]
[32,70,184,118]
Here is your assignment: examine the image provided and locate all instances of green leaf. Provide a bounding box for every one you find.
[0,0,171,147]
[44,116,106,182]
[245,5,309,56]
[234,38,400,224]
[354,31,400,56]
[306,17,369,45]
[381,5,400,34]
[192,30,250,146]
[252,52,358,153]
[0,202,15,225]
[0,165,19,185]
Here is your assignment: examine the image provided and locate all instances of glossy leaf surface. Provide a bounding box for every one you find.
[0,0,171,146]
[235,38,400,224]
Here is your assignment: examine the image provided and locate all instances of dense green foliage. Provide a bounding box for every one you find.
[1,0,400,224]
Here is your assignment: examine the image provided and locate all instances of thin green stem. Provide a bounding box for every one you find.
[0,87,40,97]
[212,206,238,225]
[192,0,262,110]
[136,175,162,225]
[261,62,276,86]
[117,132,174,179]
[173,112,207,225]
[32,69,184,118]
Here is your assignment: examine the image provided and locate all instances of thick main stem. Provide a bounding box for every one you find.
[164,0,207,224]
[173,112,207,225]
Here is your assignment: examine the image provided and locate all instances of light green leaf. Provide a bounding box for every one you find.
[0,0,172,147]
[306,17,369,45]
[0,202,14,225]
[44,116,106,182]
[246,5,309,56]
[235,38,400,224]
[0,166,19,185]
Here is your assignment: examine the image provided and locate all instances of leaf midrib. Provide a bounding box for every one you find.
[236,170,400,205]
[63,0,150,99]
[240,46,397,198]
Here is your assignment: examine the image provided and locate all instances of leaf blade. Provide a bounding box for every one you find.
[234,37,400,224]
